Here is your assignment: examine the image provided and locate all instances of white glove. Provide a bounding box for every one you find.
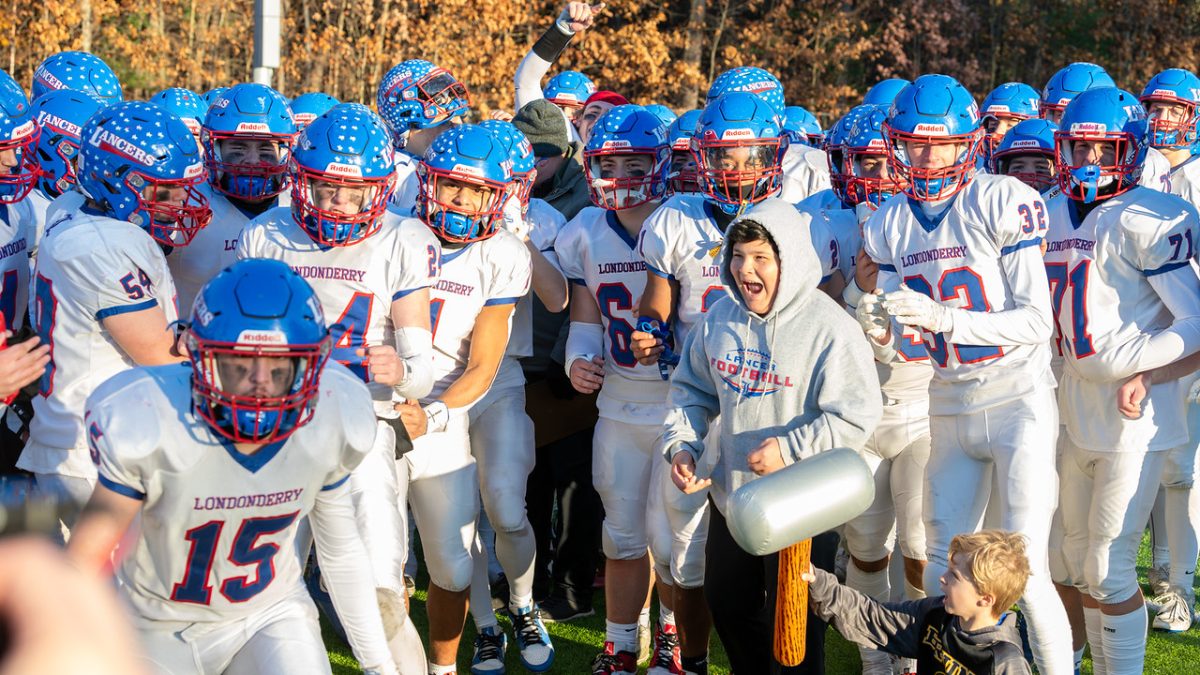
[854,201,877,227]
[855,290,890,340]
[883,285,952,333]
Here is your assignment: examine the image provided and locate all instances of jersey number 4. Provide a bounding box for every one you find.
[903,269,1003,367]
[329,293,374,381]
[172,512,299,604]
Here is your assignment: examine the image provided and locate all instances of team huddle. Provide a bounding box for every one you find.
[1,2,1199,675]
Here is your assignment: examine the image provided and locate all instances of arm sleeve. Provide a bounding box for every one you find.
[309,481,393,669]
[514,20,574,111]
[781,320,882,463]
[553,218,586,283]
[806,567,932,658]
[392,223,440,297]
[660,320,720,457]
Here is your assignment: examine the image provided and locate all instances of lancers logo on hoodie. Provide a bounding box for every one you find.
[712,347,795,397]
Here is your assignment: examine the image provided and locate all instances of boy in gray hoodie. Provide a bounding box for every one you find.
[660,197,882,672]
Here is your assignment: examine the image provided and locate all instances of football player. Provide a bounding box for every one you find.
[857,74,1073,674]
[31,50,123,104]
[68,258,399,675]
[149,87,208,152]
[979,82,1041,168]
[290,92,340,130]
[28,88,101,239]
[20,101,210,521]
[1044,88,1200,673]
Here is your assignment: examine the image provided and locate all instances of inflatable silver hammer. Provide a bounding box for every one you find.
[726,447,876,556]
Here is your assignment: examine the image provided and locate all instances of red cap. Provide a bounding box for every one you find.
[584,91,629,108]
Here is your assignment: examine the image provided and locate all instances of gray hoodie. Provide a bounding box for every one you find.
[660,198,882,515]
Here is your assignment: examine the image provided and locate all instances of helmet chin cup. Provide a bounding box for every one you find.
[1070,165,1102,203]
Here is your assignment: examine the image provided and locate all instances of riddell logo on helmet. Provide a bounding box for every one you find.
[720,129,756,140]
[866,138,886,149]
[235,122,271,133]
[10,120,36,140]
[985,104,1012,113]
[294,113,317,125]
[450,164,485,178]
[88,127,156,166]
[184,163,204,179]
[35,112,80,137]
[236,329,287,344]
[601,139,632,149]
[1070,122,1108,133]
[551,93,582,103]
[1151,89,1178,99]
[913,123,949,135]
[1011,140,1040,149]
[324,163,363,177]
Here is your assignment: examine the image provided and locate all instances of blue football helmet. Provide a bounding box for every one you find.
[980,82,1041,158]
[644,104,678,127]
[863,78,910,106]
[202,83,297,201]
[544,70,596,111]
[77,101,211,246]
[782,106,823,147]
[822,105,872,205]
[377,59,470,147]
[290,92,340,130]
[479,119,536,205]
[1139,69,1200,151]
[150,87,206,144]
[31,51,122,104]
[707,66,786,116]
[290,103,396,247]
[0,69,41,203]
[188,258,331,444]
[1041,62,1116,121]
[844,104,904,208]
[583,105,670,210]
[1055,87,1147,204]
[693,92,788,215]
[202,87,230,109]
[991,118,1058,193]
[882,74,983,201]
[666,109,702,195]
[418,124,514,243]
[31,89,103,198]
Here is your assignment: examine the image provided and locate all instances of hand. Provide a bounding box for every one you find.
[800,563,817,583]
[1117,372,1150,419]
[855,289,890,341]
[0,536,151,675]
[854,247,878,293]
[557,2,605,33]
[671,449,712,494]
[0,333,50,399]
[746,437,786,476]
[883,285,952,333]
[631,329,664,365]
[357,345,407,387]
[568,355,604,394]
[395,399,427,439]
[488,109,514,123]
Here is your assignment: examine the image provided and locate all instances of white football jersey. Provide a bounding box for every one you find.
[429,229,531,402]
[238,206,439,412]
[639,195,837,347]
[505,197,565,363]
[1142,147,1173,192]
[557,207,671,414]
[86,361,375,623]
[22,208,178,477]
[1043,187,1200,451]
[863,173,1055,415]
[169,183,289,314]
[1169,154,1200,211]
[780,144,832,203]
[390,148,422,213]
[797,188,860,283]
[0,196,35,331]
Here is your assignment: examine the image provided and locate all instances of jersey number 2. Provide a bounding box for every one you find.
[171,512,299,604]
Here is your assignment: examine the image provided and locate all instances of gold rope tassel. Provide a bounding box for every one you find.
[773,538,812,667]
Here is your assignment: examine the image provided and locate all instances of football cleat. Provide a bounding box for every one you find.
[591,642,638,674]
[471,624,507,674]
[511,604,555,671]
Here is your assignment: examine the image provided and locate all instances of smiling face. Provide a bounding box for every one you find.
[730,238,780,315]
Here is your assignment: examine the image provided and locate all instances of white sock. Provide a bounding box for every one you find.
[846,562,891,601]
[509,592,534,614]
[659,605,675,629]
[1083,605,1107,675]
[904,579,927,600]
[428,663,456,675]
[1073,646,1086,672]
[607,620,639,654]
[1166,484,1199,596]
[1099,608,1147,675]
[639,606,650,628]
[1150,487,1170,568]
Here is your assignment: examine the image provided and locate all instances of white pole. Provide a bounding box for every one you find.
[253,0,282,86]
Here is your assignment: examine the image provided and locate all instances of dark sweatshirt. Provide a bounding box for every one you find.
[807,567,1031,675]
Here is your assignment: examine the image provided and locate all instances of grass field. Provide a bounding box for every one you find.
[325,532,1200,674]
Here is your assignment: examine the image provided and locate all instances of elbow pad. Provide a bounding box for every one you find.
[393,327,434,400]
[564,321,604,378]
